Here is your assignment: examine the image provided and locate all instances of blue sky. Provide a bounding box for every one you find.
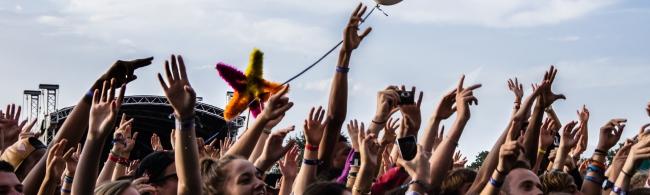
[1,0,649,162]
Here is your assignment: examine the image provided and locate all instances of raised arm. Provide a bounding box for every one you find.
[468,77,541,194]
[294,107,327,195]
[72,79,125,195]
[319,3,372,167]
[480,122,521,195]
[111,120,137,181]
[421,90,455,152]
[571,105,590,159]
[552,121,580,171]
[38,139,69,195]
[278,146,299,195]
[613,125,650,195]
[523,66,565,166]
[157,54,201,195]
[225,85,292,158]
[580,119,626,194]
[249,115,284,162]
[429,75,481,190]
[22,57,151,195]
[253,126,295,172]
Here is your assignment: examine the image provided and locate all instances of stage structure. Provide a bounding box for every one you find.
[47,95,245,160]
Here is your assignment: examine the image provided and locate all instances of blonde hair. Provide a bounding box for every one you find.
[539,171,575,194]
[200,155,241,195]
[94,180,132,195]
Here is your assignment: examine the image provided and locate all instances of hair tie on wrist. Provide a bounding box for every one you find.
[336,66,349,73]
[175,117,195,130]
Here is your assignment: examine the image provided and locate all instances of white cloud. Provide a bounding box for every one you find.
[548,35,581,42]
[36,15,66,26]
[390,0,618,27]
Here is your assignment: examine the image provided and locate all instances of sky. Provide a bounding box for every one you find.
[1,0,649,162]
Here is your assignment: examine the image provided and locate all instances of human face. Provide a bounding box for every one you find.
[332,142,350,169]
[504,168,542,195]
[154,163,178,195]
[223,159,266,195]
[0,172,23,195]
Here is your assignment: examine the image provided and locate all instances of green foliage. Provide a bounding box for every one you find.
[467,150,489,170]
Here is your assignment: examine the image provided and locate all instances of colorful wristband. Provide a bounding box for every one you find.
[61,188,72,193]
[306,144,319,151]
[303,159,320,166]
[336,66,349,73]
[108,153,120,163]
[489,177,503,188]
[63,175,73,184]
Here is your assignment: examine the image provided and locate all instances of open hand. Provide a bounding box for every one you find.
[559,121,580,149]
[260,85,293,122]
[507,78,524,103]
[260,126,296,166]
[89,79,125,139]
[278,145,299,179]
[537,66,566,108]
[64,143,81,176]
[597,118,626,151]
[341,3,372,54]
[434,90,456,120]
[381,117,399,146]
[157,55,196,119]
[304,106,328,145]
[347,119,363,150]
[112,114,137,158]
[454,75,482,120]
[150,133,163,152]
[539,117,556,149]
[97,57,153,87]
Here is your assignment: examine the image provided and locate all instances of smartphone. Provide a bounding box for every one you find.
[397,135,417,161]
[351,152,361,167]
[398,90,415,105]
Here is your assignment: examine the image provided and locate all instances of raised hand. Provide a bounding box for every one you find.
[304,106,328,145]
[537,66,566,107]
[434,90,456,120]
[89,79,125,138]
[257,126,296,171]
[347,119,363,150]
[219,135,234,157]
[577,105,590,123]
[559,121,580,149]
[399,86,423,136]
[507,77,524,103]
[97,57,153,88]
[111,114,137,159]
[454,75,482,119]
[158,55,196,119]
[596,119,626,151]
[150,133,163,152]
[453,151,468,169]
[45,139,68,180]
[265,113,285,131]
[397,144,431,193]
[381,117,399,146]
[18,119,38,140]
[64,144,81,176]
[341,3,372,54]
[204,139,219,159]
[432,126,444,151]
[539,117,556,150]
[0,104,24,148]
[358,126,381,166]
[278,145,299,179]
[622,130,650,174]
[259,85,293,122]
[373,86,400,125]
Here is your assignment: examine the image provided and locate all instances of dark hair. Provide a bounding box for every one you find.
[0,161,15,173]
[629,188,650,195]
[135,151,174,184]
[304,182,348,195]
[441,168,477,195]
[94,180,131,195]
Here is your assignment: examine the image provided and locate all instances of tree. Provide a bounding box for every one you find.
[467,150,489,170]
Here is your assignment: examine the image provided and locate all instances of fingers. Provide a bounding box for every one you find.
[63,147,75,160]
[178,55,188,81]
[171,55,180,82]
[456,75,465,93]
[157,73,169,90]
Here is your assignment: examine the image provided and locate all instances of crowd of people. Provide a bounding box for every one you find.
[1,3,650,195]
